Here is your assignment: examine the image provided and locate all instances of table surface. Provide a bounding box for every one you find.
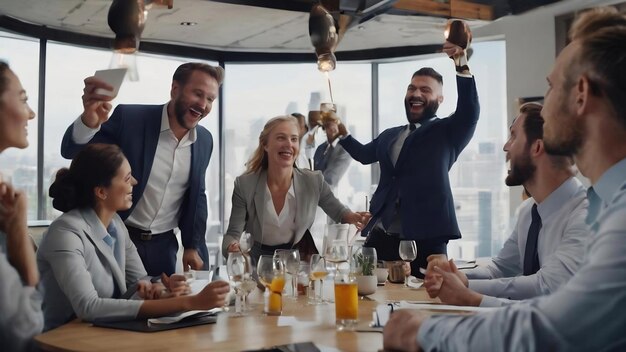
[35,281,435,352]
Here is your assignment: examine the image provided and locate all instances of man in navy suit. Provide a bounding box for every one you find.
[61,63,223,276]
[338,42,479,277]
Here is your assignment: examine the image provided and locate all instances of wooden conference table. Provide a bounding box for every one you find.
[36,281,436,352]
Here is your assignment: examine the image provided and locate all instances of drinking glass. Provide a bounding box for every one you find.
[227,252,246,315]
[309,254,328,304]
[334,256,358,330]
[239,232,252,254]
[320,102,337,122]
[324,224,349,267]
[399,240,417,287]
[257,255,286,315]
[274,249,300,300]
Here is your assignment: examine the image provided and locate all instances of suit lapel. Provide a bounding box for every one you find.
[141,107,162,188]
[383,127,403,170]
[80,208,127,293]
[292,169,312,245]
[395,119,437,167]
[253,171,268,230]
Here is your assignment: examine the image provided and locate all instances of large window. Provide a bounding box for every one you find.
[223,63,372,240]
[1,25,510,259]
[379,41,509,258]
[0,31,39,220]
[43,43,220,242]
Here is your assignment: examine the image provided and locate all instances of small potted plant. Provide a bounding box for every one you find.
[353,247,377,296]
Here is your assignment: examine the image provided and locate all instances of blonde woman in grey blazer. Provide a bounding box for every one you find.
[223,116,370,264]
[38,144,230,331]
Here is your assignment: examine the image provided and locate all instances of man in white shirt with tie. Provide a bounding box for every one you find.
[313,112,351,187]
[424,103,588,307]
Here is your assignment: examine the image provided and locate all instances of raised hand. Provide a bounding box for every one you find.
[81,76,115,129]
[0,180,28,238]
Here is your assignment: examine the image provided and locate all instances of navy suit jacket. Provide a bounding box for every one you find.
[339,75,479,242]
[60,104,212,252]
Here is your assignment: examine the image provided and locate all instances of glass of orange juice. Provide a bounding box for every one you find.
[334,266,358,330]
[257,255,285,315]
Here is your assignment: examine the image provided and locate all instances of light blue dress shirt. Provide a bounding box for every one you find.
[418,159,626,351]
[466,177,588,306]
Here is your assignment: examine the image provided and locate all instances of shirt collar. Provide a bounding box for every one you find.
[407,117,436,131]
[593,157,626,204]
[161,104,197,144]
[330,138,340,148]
[536,177,583,220]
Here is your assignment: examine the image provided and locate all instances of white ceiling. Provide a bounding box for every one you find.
[0,0,489,53]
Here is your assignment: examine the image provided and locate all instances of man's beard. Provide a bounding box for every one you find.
[505,150,536,187]
[544,128,582,157]
[405,98,439,123]
[173,96,203,130]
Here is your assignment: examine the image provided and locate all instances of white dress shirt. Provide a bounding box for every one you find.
[73,105,195,234]
[418,162,626,352]
[261,181,297,245]
[466,177,588,306]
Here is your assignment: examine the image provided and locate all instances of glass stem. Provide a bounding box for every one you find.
[405,274,410,287]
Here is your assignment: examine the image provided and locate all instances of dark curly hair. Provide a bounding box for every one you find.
[49,144,126,212]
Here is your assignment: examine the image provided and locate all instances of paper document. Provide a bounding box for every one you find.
[373,301,498,327]
[148,308,221,325]
[94,68,127,97]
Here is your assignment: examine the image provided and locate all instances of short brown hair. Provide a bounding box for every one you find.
[172,62,224,86]
[568,7,626,40]
[566,7,626,129]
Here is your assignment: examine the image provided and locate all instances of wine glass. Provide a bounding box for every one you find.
[256,255,286,315]
[275,249,300,300]
[227,252,246,315]
[399,240,417,287]
[309,254,328,304]
[239,232,252,254]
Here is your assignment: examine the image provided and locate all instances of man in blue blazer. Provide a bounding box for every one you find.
[60,63,223,276]
[338,42,479,277]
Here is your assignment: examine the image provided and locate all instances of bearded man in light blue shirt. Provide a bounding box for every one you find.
[424,103,588,308]
[383,7,626,352]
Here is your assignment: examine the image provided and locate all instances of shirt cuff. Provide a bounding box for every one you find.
[72,115,100,144]
[456,72,473,79]
[478,294,506,307]
[468,279,491,295]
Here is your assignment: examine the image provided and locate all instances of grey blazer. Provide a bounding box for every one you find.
[37,208,147,331]
[222,168,349,255]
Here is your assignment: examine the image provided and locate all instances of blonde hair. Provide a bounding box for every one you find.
[244,115,300,175]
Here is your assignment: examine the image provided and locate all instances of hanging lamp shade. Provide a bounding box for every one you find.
[309,3,339,72]
[108,0,147,53]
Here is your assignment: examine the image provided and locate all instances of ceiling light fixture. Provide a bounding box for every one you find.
[309,3,338,72]
[107,0,174,81]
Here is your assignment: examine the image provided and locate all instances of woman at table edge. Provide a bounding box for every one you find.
[37,143,229,331]
[222,115,370,265]
[0,61,43,351]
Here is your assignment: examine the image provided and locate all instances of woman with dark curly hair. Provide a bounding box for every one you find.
[38,143,229,331]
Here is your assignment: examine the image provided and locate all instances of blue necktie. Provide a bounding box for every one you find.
[523,204,542,276]
[586,187,602,225]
